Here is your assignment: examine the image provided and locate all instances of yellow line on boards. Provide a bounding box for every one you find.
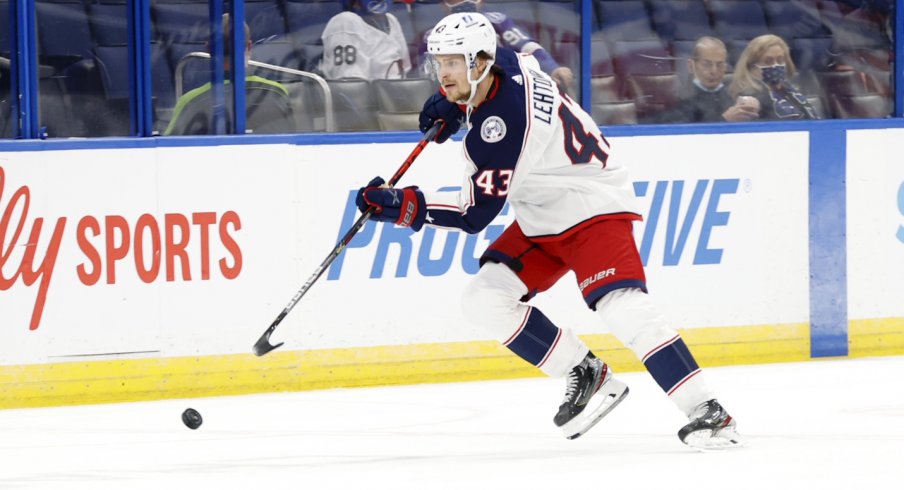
[1,320,901,410]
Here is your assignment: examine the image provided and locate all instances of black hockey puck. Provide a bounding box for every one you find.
[181,408,203,430]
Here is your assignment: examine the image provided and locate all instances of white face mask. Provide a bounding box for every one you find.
[692,78,724,92]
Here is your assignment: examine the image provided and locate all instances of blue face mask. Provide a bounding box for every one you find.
[759,63,787,86]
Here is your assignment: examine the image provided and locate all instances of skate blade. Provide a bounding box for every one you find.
[562,379,629,440]
[682,427,745,451]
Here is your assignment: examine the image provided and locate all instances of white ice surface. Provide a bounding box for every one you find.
[1,357,902,490]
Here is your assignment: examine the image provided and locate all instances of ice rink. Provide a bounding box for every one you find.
[1,356,902,490]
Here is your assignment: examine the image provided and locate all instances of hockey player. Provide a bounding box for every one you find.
[419,0,575,92]
[320,0,412,80]
[355,13,742,449]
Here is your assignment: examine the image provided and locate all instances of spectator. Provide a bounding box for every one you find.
[165,15,295,135]
[421,0,575,91]
[659,37,759,123]
[729,34,818,120]
[320,0,412,80]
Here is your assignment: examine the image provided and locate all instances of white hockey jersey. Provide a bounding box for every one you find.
[320,12,412,80]
[423,48,640,239]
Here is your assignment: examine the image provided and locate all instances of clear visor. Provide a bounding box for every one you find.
[426,53,470,80]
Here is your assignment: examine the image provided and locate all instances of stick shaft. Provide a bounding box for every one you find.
[254,124,440,352]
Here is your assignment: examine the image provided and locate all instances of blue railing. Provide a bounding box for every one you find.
[2,0,902,146]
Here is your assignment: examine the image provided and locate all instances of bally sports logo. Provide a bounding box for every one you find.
[0,166,242,331]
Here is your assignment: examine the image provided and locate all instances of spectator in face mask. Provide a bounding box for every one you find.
[658,36,759,123]
[729,34,818,120]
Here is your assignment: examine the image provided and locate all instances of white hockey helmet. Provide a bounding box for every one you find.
[427,12,496,105]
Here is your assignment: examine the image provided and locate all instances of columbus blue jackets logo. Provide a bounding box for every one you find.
[481,116,506,143]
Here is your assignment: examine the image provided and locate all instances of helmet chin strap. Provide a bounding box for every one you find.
[458,60,494,122]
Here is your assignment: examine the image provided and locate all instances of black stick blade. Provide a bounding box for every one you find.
[252,331,284,357]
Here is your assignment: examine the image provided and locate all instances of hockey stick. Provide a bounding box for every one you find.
[252,123,442,357]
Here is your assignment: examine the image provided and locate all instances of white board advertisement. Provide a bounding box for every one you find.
[845,128,904,320]
[0,131,810,365]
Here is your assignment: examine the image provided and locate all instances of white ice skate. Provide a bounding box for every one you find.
[678,399,744,450]
[554,353,629,440]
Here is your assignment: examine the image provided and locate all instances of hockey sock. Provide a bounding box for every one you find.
[596,287,714,415]
[503,307,588,378]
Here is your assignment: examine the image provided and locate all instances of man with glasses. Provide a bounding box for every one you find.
[660,36,759,123]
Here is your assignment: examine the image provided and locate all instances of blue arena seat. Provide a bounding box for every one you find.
[35,2,94,65]
[649,0,713,42]
[94,44,130,100]
[596,1,658,43]
[763,0,828,41]
[411,1,447,45]
[151,42,177,111]
[284,0,343,45]
[153,1,210,43]
[88,2,129,46]
[243,0,287,42]
[250,39,308,75]
[708,0,769,42]
[791,37,834,73]
[534,0,581,47]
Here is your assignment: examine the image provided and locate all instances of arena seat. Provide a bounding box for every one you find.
[373,78,436,113]
[88,2,129,46]
[708,0,769,42]
[590,75,620,104]
[627,72,682,121]
[376,112,420,131]
[328,78,380,131]
[251,40,308,75]
[612,39,673,77]
[36,1,94,66]
[596,1,658,43]
[830,93,891,118]
[649,0,713,42]
[284,0,343,45]
[153,1,210,43]
[817,69,873,96]
[243,0,287,41]
[791,37,834,73]
[763,0,828,41]
[592,101,638,125]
